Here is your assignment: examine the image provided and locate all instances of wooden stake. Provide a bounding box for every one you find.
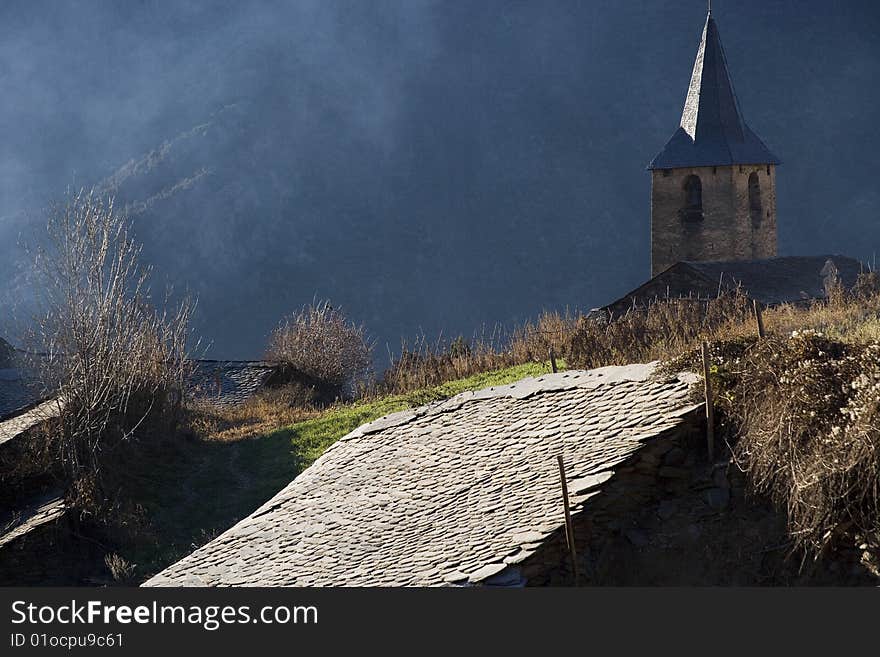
[753,299,766,339]
[701,341,715,461]
[557,454,579,585]
[549,347,558,373]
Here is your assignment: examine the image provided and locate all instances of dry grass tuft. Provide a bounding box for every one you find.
[184,386,319,443]
[568,290,754,370]
[104,553,137,584]
[381,311,577,395]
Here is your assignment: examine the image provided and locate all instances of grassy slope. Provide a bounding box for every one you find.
[123,360,557,581]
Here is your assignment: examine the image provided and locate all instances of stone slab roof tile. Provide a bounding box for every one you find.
[0,399,62,447]
[0,493,66,549]
[187,360,278,406]
[145,363,700,587]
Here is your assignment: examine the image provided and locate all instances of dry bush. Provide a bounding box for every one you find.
[382,311,577,394]
[26,189,193,511]
[707,331,880,559]
[266,301,372,403]
[0,418,62,508]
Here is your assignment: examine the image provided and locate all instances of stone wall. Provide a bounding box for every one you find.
[651,164,777,275]
[516,408,879,586]
[0,416,60,509]
[0,514,97,586]
[513,411,704,585]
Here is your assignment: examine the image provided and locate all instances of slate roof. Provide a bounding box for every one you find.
[0,399,62,448]
[0,493,65,550]
[0,368,45,423]
[0,354,277,430]
[599,255,865,317]
[145,363,701,587]
[649,12,779,170]
[187,360,280,406]
[683,256,863,304]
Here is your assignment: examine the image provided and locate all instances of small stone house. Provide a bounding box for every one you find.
[145,364,705,587]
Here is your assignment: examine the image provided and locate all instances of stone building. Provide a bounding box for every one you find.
[649,10,780,276]
[145,364,705,587]
[597,255,864,319]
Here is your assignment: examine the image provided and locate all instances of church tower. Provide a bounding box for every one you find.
[648,10,780,276]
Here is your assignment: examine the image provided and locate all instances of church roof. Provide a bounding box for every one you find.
[597,255,865,318]
[648,12,780,170]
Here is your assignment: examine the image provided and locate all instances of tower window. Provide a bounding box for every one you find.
[748,172,762,227]
[680,174,703,222]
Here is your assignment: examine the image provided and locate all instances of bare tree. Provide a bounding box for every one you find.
[266,300,372,402]
[27,189,193,507]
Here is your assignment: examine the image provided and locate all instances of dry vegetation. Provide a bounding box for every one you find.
[12,187,880,581]
[26,189,193,513]
[184,386,320,443]
[717,332,880,566]
[381,311,576,394]
[645,277,880,568]
[266,300,373,403]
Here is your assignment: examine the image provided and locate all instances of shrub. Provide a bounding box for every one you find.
[266,301,372,403]
[710,331,880,559]
[27,189,193,511]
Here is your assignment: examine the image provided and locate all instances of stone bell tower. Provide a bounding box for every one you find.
[648,9,780,276]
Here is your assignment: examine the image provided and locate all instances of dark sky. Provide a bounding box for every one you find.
[1,0,879,362]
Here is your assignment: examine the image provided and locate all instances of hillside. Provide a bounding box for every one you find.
[4,283,880,586]
[65,361,558,584]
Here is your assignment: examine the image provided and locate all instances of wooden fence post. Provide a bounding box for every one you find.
[753,299,766,339]
[557,454,579,586]
[549,347,558,373]
[701,341,715,461]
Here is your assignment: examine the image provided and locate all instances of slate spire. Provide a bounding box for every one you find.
[649,12,779,169]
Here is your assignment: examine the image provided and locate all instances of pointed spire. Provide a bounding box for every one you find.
[649,11,779,170]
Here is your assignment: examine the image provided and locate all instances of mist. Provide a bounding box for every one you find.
[1,0,878,364]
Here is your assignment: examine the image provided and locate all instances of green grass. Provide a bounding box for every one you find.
[120,359,559,582]
[269,359,561,466]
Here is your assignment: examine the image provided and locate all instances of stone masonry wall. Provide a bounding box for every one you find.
[651,164,777,276]
[516,411,704,585]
